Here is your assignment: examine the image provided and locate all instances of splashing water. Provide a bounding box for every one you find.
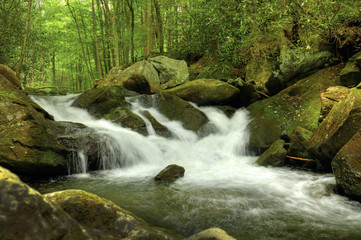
[31,94,361,240]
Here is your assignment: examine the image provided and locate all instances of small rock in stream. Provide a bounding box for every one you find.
[154,164,185,183]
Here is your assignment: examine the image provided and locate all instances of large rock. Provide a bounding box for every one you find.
[0,74,70,176]
[227,78,262,106]
[139,93,208,132]
[308,88,361,170]
[0,167,92,240]
[185,228,236,240]
[154,164,185,183]
[247,64,343,151]
[340,51,361,87]
[98,61,161,93]
[150,56,189,89]
[0,64,21,88]
[256,139,287,167]
[331,130,361,200]
[320,86,350,121]
[45,190,179,240]
[163,79,241,107]
[266,51,333,95]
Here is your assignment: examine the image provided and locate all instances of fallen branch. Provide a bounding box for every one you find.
[286,155,316,162]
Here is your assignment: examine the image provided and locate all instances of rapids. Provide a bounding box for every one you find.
[30,94,361,240]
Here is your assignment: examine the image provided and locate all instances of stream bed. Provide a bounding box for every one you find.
[30,94,361,240]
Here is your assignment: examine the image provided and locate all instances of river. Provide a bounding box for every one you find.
[30,94,361,240]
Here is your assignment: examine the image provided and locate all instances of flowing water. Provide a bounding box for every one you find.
[30,94,361,240]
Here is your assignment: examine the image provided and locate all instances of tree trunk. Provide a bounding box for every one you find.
[92,0,103,79]
[16,0,32,82]
[153,0,164,55]
[126,0,135,63]
[52,49,56,87]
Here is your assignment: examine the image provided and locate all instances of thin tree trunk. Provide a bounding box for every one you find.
[126,0,135,63]
[67,0,94,87]
[92,0,103,79]
[52,49,56,87]
[16,0,32,81]
[153,0,164,54]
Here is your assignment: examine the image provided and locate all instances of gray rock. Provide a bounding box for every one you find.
[154,164,185,183]
[256,139,287,167]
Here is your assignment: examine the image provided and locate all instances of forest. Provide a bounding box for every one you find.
[2,0,361,91]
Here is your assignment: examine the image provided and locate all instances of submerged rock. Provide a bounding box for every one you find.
[45,190,179,239]
[150,55,189,89]
[0,166,92,240]
[185,228,236,240]
[0,74,70,176]
[140,93,208,132]
[332,130,361,200]
[154,164,185,183]
[256,139,287,167]
[162,79,241,107]
[308,88,361,171]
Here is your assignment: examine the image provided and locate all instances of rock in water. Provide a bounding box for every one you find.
[0,74,70,176]
[256,139,287,167]
[185,228,236,240]
[162,79,241,107]
[154,164,185,183]
[45,190,179,239]
[308,88,361,171]
[0,166,92,240]
[332,130,361,200]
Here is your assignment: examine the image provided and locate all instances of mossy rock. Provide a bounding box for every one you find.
[256,139,287,167]
[139,93,208,132]
[0,64,21,88]
[154,164,185,183]
[0,74,70,176]
[98,61,161,93]
[331,130,361,200]
[0,166,91,240]
[162,79,241,107]
[141,110,172,137]
[320,86,350,121]
[185,228,236,240]
[247,64,343,151]
[340,62,361,87]
[44,190,181,240]
[308,88,361,171]
[72,86,127,118]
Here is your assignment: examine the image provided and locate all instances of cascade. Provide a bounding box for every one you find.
[31,94,361,240]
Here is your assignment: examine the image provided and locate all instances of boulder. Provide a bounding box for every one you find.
[0,74,70,176]
[141,110,172,138]
[308,88,361,171]
[185,228,236,240]
[154,164,185,183]
[227,78,262,106]
[98,61,161,93]
[331,130,361,200]
[150,55,189,89]
[0,166,92,240]
[256,139,287,167]
[45,190,179,239]
[266,51,333,95]
[247,64,343,151]
[162,79,241,107]
[139,93,208,132]
[340,51,361,87]
[320,86,350,121]
[244,58,275,95]
[0,64,21,88]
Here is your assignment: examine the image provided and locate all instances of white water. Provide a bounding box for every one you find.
[31,94,361,239]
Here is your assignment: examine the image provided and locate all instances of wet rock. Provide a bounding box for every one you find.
[150,55,189,89]
[247,64,343,151]
[184,227,236,240]
[141,110,172,138]
[308,88,361,171]
[162,79,241,107]
[45,190,179,239]
[0,74,70,176]
[0,166,91,240]
[98,61,161,93]
[320,86,350,121]
[332,130,361,200]
[0,64,21,88]
[140,93,208,132]
[340,51,361,87]
[154,164,185,183]
[256,139,287,167]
